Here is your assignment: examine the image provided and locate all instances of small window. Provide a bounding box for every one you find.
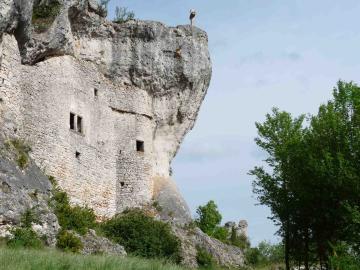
[120,182,125,187]
[77,116,82,133]
[136,140,144,152]
[94,88,98,97]
[70,113,75,130]
[75,151,81,158]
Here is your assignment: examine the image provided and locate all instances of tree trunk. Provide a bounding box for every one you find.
[304,229,309,270]
[285,220,290,270]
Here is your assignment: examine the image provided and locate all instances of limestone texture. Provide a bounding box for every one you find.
[79,229,127,256]
[0,0,211,220]
[173,226,245,268]
[0,138,60,246]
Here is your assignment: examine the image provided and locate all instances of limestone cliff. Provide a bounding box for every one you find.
[0,1,247,267]
[0,0,211,222]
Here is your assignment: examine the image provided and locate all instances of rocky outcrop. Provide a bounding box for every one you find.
[79,229,127,256]
[173,226,244,268]
[0,138,60,246]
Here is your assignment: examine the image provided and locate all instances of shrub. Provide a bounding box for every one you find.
[56,230,83,253]
[212,226,229,242]
[196,246,215,269]
[32,1,62,33]
[20,209,40,228]
[51,188,96,235]
[245,247,261,266]
[195,200,222,236]
[113,6,135,24]
[329,243,360,270]
[7,228,43,249]
[101,209,181,261]
[230,229,250,250]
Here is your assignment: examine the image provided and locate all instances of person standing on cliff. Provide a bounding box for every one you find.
[190,9,196,26]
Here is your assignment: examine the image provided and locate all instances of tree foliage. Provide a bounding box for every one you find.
[195,200,222,236]
[250,81,360,269]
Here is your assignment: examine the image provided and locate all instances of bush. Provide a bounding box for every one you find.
[113,6,135,23]
[329,243,360,270]
[245,247,261,266]
[229,229,250,250]
[212,226,229,242]
[32,1,62,33]
[20,209,40,228]
[196,246,215,269]
[101,209,181,262]
[56,230,83,253]
[7,228,43,249]
[51,187,96,235]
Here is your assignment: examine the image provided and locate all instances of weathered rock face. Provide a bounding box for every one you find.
[0,0,211,220]
[79,229,127,256]
[0,138,60,246]
[173,226,245,268]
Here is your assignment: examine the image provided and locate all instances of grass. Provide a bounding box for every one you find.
[0,247,186,270]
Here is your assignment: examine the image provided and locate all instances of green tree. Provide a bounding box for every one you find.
[250,108,305,270]
[251,81,360,270]
[195,200,222,236]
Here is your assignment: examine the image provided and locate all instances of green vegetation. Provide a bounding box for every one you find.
[196,246,215,269]
[6,209,44,249]
[20,208,40,228]
[56,230,83,253]
[195,201,250,249]
[113,6,135,23]
[195,200,222,237]
[7,228,43,249]
[32,1,62,33]
[5,139,31,169]
[101,209,181,262]
[50,182,96,235]
[329,243,360,270]
[251,81,360,269]
[0,248,186,270]
[244,241,284,268]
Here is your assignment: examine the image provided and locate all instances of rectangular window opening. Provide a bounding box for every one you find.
[75,151,80,158]
[136,140,144,152]
[94,88,98,97]
[77,116,83,133]
[70,113,75,130]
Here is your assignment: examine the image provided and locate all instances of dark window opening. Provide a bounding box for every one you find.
[120,182,125,187]
[75,151,80,158]
[70,113,75,130]
[94,88,98,97]
[136,140,144,152]
[77,116,82,133]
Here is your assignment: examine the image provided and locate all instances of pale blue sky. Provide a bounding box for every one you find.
[108,0,360,245]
